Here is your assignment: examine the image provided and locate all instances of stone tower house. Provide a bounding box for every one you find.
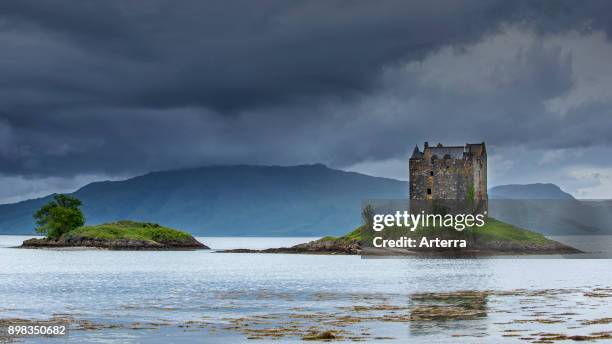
[409,142,487,205]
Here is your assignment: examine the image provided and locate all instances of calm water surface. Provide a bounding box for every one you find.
[0,235,610,343]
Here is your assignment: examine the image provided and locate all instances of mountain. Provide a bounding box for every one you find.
[489,183,574,199]
[488,184,612,235]
[0,164,408,236]
[2,169,609,237]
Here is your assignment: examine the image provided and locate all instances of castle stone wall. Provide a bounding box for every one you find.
[409,142,487,205]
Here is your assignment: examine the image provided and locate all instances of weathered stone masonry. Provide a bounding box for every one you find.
[409,142,487,210]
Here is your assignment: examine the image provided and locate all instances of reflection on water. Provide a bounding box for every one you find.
[409,290,489,336]
[0,235,611,343]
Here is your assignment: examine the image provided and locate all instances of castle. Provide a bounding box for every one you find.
[409,142,487,207]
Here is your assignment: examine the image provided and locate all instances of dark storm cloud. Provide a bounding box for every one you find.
[1,0,612,180]
[0,0,511,112]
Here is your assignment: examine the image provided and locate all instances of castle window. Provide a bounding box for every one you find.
[429,171,433,176]
[427,188,432,195]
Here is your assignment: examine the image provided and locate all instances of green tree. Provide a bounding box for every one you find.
[34,194,85,239]
[361,204,374,228]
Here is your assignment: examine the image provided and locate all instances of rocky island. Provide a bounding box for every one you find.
[222,218,581,256]
[21,221,208,250]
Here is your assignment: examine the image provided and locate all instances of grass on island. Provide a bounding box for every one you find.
[66,220,193,242]
[473,218,550,243]
[321,217,551,244]
[320,226,362,242]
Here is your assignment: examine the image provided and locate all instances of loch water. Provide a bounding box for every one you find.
[1,235,611,343]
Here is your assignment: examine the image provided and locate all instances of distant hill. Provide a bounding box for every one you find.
[488,184,612,235]
[0,164,408,236]
[2,169,609,236]
[489,183,574,199]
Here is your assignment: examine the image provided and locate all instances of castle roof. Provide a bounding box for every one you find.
[427,146,464,159]
[410,145,422,159]
[466,143,486,156]
[417,142,486,159]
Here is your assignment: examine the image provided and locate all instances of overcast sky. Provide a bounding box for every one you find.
[2,0,612,203]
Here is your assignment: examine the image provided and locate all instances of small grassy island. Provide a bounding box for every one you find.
[20,194,208,250]
[224,218,580,255]
[21,220,208,250]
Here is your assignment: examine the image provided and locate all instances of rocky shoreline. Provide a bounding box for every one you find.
[20,235,208,250]
[221,236,581,256]
[223,238,361,255]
